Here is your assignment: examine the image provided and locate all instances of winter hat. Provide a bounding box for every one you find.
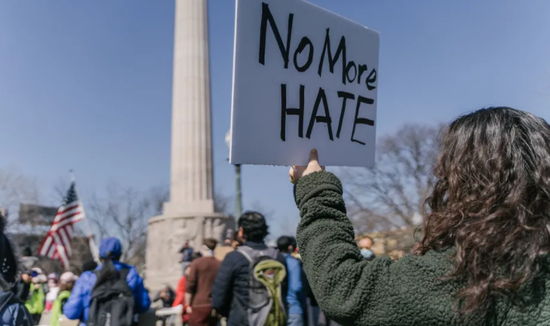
[33,274,47,284]
[99,237,122,260]
[47,273,58,280]
[0,218,17,284]
[31,267,43,275]
[60,272,78,283]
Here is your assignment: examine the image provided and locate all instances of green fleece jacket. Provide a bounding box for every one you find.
[294,172,550,326]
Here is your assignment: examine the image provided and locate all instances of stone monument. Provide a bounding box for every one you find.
[146,0,234,291]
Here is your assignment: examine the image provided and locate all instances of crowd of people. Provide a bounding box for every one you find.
[0,107,550,326]
[158,211,378,326]
[0,229,150,326]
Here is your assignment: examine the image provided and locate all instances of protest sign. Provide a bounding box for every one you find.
[229,0,380,166]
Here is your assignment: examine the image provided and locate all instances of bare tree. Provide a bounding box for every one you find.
[0,166,40,229]
[340,123,443,233]
[214,190,232,216]
[88,184,168,271]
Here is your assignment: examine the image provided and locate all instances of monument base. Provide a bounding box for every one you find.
[145,213,234,291]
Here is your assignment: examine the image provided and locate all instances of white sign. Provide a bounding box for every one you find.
[229,0,380,167]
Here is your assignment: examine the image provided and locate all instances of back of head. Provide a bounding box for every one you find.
[417,107,550,312]
[277,236,297,253]
[21,247,32,258]
[238,211,269,243]
[203,238,218,251]
[99,237,122,261]
[96,237,122,288]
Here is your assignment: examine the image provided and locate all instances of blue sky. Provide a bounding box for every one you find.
[1,0,549,237]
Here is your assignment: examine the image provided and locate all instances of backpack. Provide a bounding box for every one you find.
[87,266,135,326]
[237,246,287,326]
[0,292,33,326]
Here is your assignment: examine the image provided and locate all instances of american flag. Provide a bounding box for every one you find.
[38,182,85,269]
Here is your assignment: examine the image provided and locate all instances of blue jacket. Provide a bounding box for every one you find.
[212,241,288,326]
[63,261,151,325]
[0,291,33,326]
[284,254,305,315]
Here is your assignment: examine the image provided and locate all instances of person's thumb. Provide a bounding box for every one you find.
[308,149,320,168]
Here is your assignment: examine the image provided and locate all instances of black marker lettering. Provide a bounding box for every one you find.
[317,29,347,85]
[280,84,304,141]
[293,37,314,72]
[358,64,368,85]
[351,96,375,145]
[306,87,333,140]
[259,2,294,69]
[336,91,355,138]
[366,68,377,91]
[345,61,357,83]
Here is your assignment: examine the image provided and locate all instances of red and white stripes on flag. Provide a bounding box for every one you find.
[38,182,85,269]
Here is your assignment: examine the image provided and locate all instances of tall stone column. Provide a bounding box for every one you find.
[165,0,214,216]
[145,0,234,291]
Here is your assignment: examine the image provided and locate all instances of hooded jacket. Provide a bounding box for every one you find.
[0,291,33,326]
[62,238,151,325]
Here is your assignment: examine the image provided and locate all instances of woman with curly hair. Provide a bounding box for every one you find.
[289,107,550,326]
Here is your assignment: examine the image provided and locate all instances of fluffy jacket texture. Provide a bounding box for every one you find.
[294,171,550,326]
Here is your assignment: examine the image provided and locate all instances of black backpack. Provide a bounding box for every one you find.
[87,262,135,326]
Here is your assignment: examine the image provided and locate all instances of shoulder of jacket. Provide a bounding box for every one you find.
[77,270,96,283]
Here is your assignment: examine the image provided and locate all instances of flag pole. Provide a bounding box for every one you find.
[70,170,100,264]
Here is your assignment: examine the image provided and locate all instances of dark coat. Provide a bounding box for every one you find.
[294,171,550,326]
[212,241,288,326]
[11,281,29,302]
[0,291,33,326]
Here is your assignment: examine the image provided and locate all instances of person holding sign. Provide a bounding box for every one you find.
[290,107,550,325]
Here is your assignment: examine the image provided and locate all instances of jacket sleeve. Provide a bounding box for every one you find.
[211,253,236,316]
[276,253,289,308]
[172,277,186,307]
[128,268,151,313]
[294,172,456,326]
[185,260,198,295]
[63,272,89,320]
[13,282,26,301]
[289,260,303,298]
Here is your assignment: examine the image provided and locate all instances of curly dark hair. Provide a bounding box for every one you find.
[238,211,269,242]
[416,107,550,312]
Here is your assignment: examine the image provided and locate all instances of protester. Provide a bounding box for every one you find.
[13,270,32,302]
[0,218,34,325]
[185,238,221,326]
[63,237,151,326]
[212,211,288,326]
[277,236,305,326]
[154,284,175,308]
[154,284,176,326]
[179,241,194,273]
[50,272,78,326]
[173,265,192,325]
[357,237,376,261]
[19,247,38,271]
[45,273,59,312]
[289,108,550,325]
[26,268,45,325]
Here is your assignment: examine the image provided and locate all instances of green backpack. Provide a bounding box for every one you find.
[237,246,287,326]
